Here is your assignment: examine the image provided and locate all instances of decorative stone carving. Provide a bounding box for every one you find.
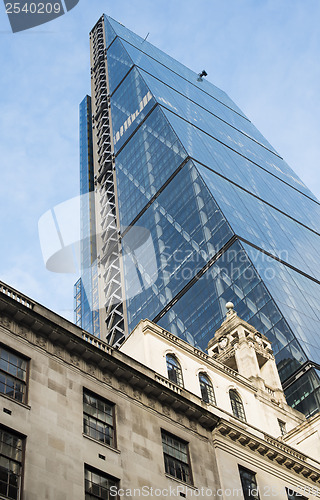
[53,345,62,357]
[102,373,112,385]
[119,383,127,393]
[0,316,11,329]
[189,420,197,431]
[133,390,142,401]
[18,325,29,338]
[219,337,228,349]
[176,414,184,425]
[148,399,156,410]
[87,365,96,376]
[70,355,80,367]
[255,333,263,345]
[35,335,47,348]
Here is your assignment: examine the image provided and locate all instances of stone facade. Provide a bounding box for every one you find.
[1,283,320,499]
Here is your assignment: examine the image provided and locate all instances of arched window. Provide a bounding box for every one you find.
[166,354,184,387]
[199,373,216,405]
[229,389,246,422]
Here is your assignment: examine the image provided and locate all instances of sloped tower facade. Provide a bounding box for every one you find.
[88,15,320,416]
[74,96,100,337]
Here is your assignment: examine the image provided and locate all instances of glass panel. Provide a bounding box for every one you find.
[230,390,246,421]
[243,244,320,367]
[85,466,119,500]
[166,355,183,387]
[285,369,320,418]
[239,466,260,500]
[122,160,233,329]
[140,68,282,167]
[115,106,187,228]
[157,240,303,370]
[110,67,156,153]
[161,431,191,484]
[107,37,133,94]
[0,348,27,402]
[83,391,114,446]
[196,163,320,281]
[163,107,316,201]
[199,373,215,404]
[104,16,117,49]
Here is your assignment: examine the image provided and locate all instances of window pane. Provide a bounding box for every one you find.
[0,347,27,403]
[83,390,115,447]
[84,466,119,500]
[166,355,183,387]
[161,430,191,484]
[0,428,23,500]
[239,466,260,500]
[199,373,215,404]
[230,390,246,422]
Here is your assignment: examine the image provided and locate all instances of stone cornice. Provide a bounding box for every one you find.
[0,295,218,433]
[215,419,320,483]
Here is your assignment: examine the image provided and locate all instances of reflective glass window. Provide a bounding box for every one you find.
[199,373,216,404]
[83,390,115,447]
[161,430,192,484]
[238,466,260,500]
[85,466,119,500]
[166,354,183,387]
[0,346,27,403]
[122,160,233,328]
[229,390,246,421]
[116,106,187,228]
[107,37,133,94]
[0,427,23,500]
[110,67,155,153]
[104,16,117,49]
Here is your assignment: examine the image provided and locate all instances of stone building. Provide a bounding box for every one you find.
[1,280,320,499]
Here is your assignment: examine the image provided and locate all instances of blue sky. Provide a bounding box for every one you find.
[0,0,319,321]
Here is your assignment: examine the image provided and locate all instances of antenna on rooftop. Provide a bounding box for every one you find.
[143,32,150,42]
[197,70,208,82]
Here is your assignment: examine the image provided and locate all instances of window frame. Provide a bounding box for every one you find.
[83,388,116,448]
[198,372,216,405]
[0,344,29,405]
[84,464,119,500]
[161,429,193,485]
[238,465,260,500]
[0,425,25,500]
[166,354,184,388]
[229,389,246,422]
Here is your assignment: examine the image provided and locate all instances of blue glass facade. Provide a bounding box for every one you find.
[88,15,320,416]
[74,96,100,337]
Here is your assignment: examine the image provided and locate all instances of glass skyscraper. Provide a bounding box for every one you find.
[78,14,320,416]
[74,95,100,337]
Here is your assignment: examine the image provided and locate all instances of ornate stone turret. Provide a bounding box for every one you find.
[208,302,286,405]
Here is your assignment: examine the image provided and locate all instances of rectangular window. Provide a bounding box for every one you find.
[286,488,308,500]
[84,466,119,500]
[238,465,260,500]
[161,430,192,484]
[0,427,24,500]
[278,419,287,436]
[0,346,28,403]
[83,389,115,447]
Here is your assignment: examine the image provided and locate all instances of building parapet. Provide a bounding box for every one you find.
[0,281,34,310]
